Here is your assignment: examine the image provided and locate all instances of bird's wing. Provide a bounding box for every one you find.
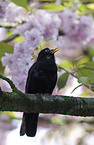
[25,62,57,94]
[25,61,57,94]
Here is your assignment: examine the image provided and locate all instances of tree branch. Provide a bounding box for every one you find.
[0,74,94,117]
[0,88,94,117]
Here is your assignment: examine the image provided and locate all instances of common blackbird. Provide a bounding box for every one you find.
[20,48,58,137]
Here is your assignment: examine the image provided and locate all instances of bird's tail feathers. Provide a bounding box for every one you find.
[20,114,26,136]
[20,113,39,137]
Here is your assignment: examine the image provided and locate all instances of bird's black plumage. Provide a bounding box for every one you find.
[20,48,57,137]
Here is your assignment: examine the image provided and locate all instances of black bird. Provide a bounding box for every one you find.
[20,47,58,137]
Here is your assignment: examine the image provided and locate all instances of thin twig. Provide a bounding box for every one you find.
[58,65,91,91]
[2,34,19,43]
[0,74,18,92]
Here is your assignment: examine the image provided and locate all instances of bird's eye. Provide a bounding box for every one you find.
[45,50,50,54]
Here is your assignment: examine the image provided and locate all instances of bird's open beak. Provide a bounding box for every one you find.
[51,47,59,54]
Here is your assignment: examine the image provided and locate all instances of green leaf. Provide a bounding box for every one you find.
[90,81,94,85]
[77,56,89,67]
[60,60,74,71]
[83,62,94,71]
[77,68,94,86]
[78,77,89,84]
[57,72,69,91]
[39,3,64,11]
[88,45,94,58]
[0,61,5,74]
[77,69,93,77]
[76,62,94,82]
[79,0,94,2]
[78,76,94,84]
[77,4,87,14]
[14,36,24,42]
[0,42,13,60]
[10,0,27,9]
[87,3,94,10]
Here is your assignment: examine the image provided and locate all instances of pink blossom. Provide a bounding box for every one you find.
[0,1,6,20]
[24,28,44,47]
[14,42,31,58]
[34,10,61,40]
[1,41,35,92]
[1,53,16,69]
[72,15,94,42]
[59,9,79,30]
[5,2,29,22]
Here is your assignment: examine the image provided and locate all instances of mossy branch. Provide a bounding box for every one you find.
[0,89,94,117]
[0,74,94,116]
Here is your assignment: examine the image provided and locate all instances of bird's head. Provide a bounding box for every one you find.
[37,48,59,61]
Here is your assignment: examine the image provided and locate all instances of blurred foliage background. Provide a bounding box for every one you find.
[0,0,94,145]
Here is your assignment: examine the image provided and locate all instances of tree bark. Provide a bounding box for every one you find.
[0,88,94,117]
[0,74,94,117]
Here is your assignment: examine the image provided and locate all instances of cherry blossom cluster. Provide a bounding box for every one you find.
[57,9,94,50]
[1,1,94,91]
[0,1,7,21]
[1,42,35,91]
